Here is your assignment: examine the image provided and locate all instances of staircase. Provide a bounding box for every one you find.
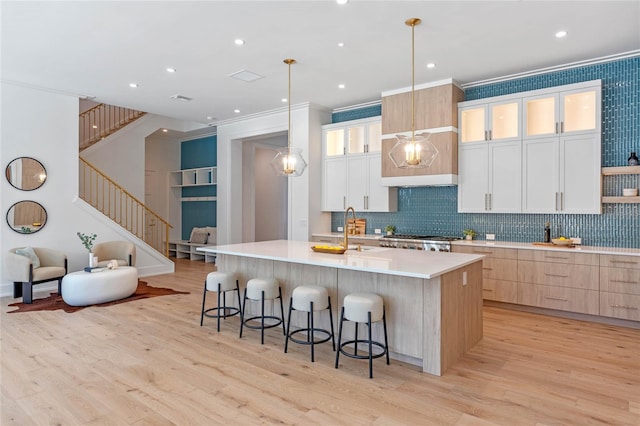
[79,103,146,151]
[78,102,171,257]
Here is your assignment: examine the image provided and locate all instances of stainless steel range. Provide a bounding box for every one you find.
[379,234,461,252]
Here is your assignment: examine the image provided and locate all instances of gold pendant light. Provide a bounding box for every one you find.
[388,18,438,169]
[271,58,308,177]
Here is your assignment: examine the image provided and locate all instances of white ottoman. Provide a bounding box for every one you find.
[62,266,138,306]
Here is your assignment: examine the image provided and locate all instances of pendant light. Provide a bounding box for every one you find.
[388,18,438,169]
[271,59,308,177]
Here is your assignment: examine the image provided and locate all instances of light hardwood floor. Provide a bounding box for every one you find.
[2,258,639,425]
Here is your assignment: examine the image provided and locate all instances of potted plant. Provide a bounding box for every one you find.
[463,229,477,240]
[384,225,396,236]
[77,232,98,266]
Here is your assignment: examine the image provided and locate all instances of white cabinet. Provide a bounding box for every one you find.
[322,118,397,212]
[459,100,520,144]
[458,80,601,214]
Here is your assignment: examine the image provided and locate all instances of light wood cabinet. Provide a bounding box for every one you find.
[599,254,640,321]
[517,282,599,315]
[453,245,518,303]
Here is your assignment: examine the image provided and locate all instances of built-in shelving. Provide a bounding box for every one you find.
[170,166,217,187]
[601,166,640,204]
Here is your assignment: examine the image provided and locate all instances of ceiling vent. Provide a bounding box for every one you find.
[228,69,264,82]
[169,94,192,102]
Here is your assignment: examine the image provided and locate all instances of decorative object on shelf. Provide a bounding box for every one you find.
[629,151,639,166]
[77,232,98,267]
[6,200,47,234]
[623,188,638,197]
[463,229,477,240]
[270,58,307,177]
[5,157,47,191]
[388,18,438,169]
[385,225,396,236]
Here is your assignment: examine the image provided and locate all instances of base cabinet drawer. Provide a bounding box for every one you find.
[600,268,640,295]
[518,261,599,290]
[482,279,517,303]
[483,258,518,281]
[454,245,518,259]
[518,249,599,265]
[600,254,640,270]
[600,292,640,321]
[517,282,599,315]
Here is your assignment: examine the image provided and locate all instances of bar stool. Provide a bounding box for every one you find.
[200,271,242,332]
[335,292,389,378]
[240,278,285,344]
[284,285,335,362]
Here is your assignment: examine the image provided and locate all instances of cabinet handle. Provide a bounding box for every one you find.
[611,280,639,285]
[555,122,559,134]
[473,250,493,254]
[610,305,638,310]
[482,288,494,292]
[484,193,488,211]
[484,130,488,141]
[482,267,493,271]
[489,193,492,210]
[488,130,492,140]
[544,273,569,278]
[610,260,639,265]
[560,192,564,210]
[544,296,568,302]
[343,196,346,209]
[560,122,564,133]
[555,192,558,211]
[545,256,569,260]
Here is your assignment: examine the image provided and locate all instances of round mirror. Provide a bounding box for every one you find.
[6,201,47,234]
[5,157,47,191]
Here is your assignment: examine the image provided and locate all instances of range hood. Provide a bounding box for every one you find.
[380,79,463,187]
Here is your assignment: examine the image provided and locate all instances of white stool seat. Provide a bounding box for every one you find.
[246,278,280,300]
[206,271,238,292]
[292,285,329,311]
[343,293,384,323]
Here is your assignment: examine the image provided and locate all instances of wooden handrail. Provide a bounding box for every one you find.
[79,158,172,257]
[79,103,146,151]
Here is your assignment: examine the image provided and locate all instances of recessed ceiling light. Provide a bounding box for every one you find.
[166,67,176,73]
[555,30,567,38]
[206,116,214,120]
[338,84,345,89]
[427,63,436,69]
[234,109,240,113]
[336,0,349,4]
[92,125,98,129]
[338,42,345,47]
[281,98,288,103]
[129,83,138,88]
[162,129,168,133]
[234,39,245,46]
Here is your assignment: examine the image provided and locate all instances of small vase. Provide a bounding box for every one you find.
[466,235,473,240]
[89,253,96,268]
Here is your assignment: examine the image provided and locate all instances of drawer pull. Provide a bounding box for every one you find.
[610,260,639,265]
[544,273,569,278]
[611,280,639,285]
[482,289,493,292]
[483,267,493,271]
[544,296,568,302]
[545,256,569,260]
[610,305,638,310]
[473,250,493,254]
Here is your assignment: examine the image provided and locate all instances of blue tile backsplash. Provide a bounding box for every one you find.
[331,56,640,248]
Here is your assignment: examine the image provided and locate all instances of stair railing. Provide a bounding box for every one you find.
[79,103,146,150]
[79,158,171,256]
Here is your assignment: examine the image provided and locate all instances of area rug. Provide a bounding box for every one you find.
[7,280,189,313]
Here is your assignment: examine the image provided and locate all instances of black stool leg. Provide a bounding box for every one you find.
[284,297,293,353]
[335,306,345,369]
[328,296,336,351]
[383,308,390,365]
[279,287,286,336]
[368,311,373,379]
[235,280,242,317]
[216,282,222,332]
[310,301,315,362]
[239,288,248,338]
[200,279,207,326]
[260,290,265,345]
[354,322,359,356]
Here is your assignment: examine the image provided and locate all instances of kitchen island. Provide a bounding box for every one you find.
[198,240,484,376]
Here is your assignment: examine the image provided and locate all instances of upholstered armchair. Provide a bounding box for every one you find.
[6,247,68,304]
[93,241,136,267]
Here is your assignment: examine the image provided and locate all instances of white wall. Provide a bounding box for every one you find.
[216,103,331,245]
[0,83,202,297]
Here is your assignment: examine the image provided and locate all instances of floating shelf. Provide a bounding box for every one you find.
[181,196,217,202]
[602,196,640,204]
[601,166,640,176]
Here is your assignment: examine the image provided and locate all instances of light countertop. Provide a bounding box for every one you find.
[198,240,483,279]
[452,240,640,256]
[312,232,382,240]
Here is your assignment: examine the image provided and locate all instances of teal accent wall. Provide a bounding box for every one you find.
[181,135,217,240]
[331,56,640,248]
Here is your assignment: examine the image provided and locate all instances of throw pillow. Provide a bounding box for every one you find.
[205,226,216,244]
[189,227,208,244]
[15,247,41,269]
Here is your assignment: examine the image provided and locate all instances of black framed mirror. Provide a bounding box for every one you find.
[5,157,47,191]
[6,200,47,234]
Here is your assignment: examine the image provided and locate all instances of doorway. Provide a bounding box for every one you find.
[242,133,288,243]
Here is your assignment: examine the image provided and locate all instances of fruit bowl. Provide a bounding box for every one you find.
[551,238,573,246]
[311,245,346,254]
